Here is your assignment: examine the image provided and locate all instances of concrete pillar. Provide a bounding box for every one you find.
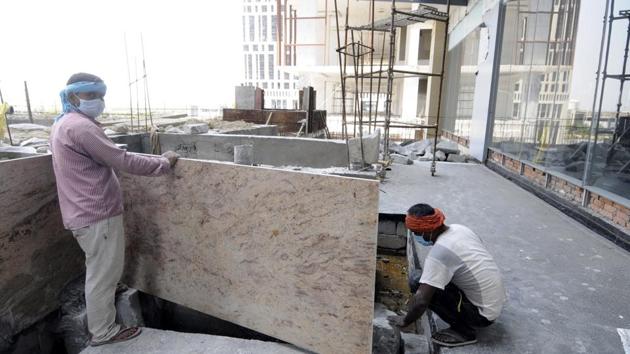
[425,21,446,137]
[469,2,505,161]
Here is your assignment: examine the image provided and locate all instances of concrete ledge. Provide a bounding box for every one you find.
[155,133,349,168]
[80,328,306,354]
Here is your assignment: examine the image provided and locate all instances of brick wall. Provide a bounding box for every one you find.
[440,130,470,147]
[548,175,583,204]
[589,194,630,230]
[487,149,630,233]
[504,155,521,173]
[488,150,502,164]
[523,165,546,187]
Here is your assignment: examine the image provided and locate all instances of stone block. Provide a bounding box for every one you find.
[378,220,397,235]
[115,289,145,328]
[435,150,447,161]
[372,303,402,354]
[377,234,406,250]
[165,126,185,134]
[446,154,467,163]
[349,129,381,165]
[0,155,84,345]
[182,123,209,135]
[391,153,413,165]
[401,331,430,353]
[436,140,460,155]
[396,222,407,237]
[120,160,379,354]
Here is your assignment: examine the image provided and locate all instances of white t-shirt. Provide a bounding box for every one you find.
[419,224,507,321]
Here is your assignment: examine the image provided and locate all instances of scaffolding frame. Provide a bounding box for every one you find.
[585,0,630,182]
[333,0,451,176]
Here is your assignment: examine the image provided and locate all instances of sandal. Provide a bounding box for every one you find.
[90,327,142,346]
[431,328,477,347]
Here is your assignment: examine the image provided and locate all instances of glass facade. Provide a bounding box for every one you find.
[442,28,481,139]
[490,0,630,200]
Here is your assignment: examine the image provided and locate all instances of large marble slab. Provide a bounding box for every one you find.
[0,155,84,348]
[120,159,379,354]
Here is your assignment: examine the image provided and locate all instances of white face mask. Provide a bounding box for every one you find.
[78,98,105,118]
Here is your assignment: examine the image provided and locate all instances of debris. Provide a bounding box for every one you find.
[19,137,48,147]
[391,153,413,165]
[103,129,118,136]
[436,140,460,155]
[165,126,185,134]
[447,154,467,163]
[435,150,447,161]
[402,139,433,157]
[372,303,402,354]
[115,289,145,328]
[110,123,129,134]
[36,146,49,154]
[0,145,37,154]
[57,277,145,354]
[9,123,50,132]
[182,123,209,135]
[401,332,430,354]
[416,152,433,161]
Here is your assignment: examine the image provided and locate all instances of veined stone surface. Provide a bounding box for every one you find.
[0,155,83,348]
[120,159,379,354]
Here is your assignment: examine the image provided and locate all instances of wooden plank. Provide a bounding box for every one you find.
[120,159,378,353]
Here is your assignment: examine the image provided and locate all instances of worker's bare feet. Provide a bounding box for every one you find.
[90,327,142,346]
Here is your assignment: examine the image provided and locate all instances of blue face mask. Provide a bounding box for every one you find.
[78,98,105,119]
[411,230,434,247]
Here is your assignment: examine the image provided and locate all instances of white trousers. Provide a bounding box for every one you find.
[72,214,124,342]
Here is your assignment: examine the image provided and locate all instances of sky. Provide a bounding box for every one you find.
[0,0,243,114]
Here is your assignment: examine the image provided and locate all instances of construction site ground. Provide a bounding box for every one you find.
[381,162,630,353]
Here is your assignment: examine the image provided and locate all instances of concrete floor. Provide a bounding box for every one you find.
[380,162,630,353]
[80,328,306,354]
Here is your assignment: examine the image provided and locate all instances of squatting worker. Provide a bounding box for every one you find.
[50,73,180,346]
[388,203,506,348]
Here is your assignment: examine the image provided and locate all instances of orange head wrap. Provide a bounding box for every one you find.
[405,208,445,233]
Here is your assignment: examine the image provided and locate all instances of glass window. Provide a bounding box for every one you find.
[491,0,630,200]
[271,15,277,41]
[247,54,253,80]
[262,15,268,41]
[249,16,255,42]
[259,54,265,80]
[269,54,275,79]
[441,28,480,139]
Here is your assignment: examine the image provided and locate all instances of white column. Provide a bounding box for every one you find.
[401,24,421,121]
[469,2,504,161]
[425,20,446,136]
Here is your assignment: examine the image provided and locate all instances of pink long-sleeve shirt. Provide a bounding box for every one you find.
[50,112,170,230]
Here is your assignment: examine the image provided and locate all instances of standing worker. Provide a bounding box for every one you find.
[49,73,180,346]
[388,203,507,348]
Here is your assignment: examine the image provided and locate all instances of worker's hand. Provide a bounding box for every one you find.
[387,315,411,328]
[162,151,180,168]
